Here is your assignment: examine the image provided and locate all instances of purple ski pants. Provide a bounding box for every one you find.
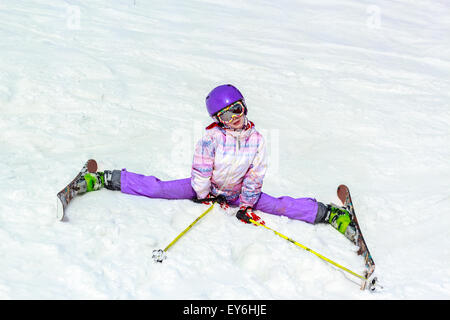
[120,169,319,224]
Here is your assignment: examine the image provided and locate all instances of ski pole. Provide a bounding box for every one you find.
[236,212,366,282]
[152,196,226,263]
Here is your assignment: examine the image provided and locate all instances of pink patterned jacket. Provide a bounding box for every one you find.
[191,120,268,207]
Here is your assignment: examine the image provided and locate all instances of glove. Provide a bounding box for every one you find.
[214,194,230,210]
[194,194,229,210]
[236,206,265,225]
[201,194,214,205]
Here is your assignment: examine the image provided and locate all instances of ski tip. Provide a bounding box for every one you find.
[337,185,349,204]
[87,159,98,173]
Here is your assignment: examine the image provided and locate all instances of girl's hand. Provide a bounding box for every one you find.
[195,194,229,210]
[201,194,214,205]
[214,194,229,210]
[236,206,265,225]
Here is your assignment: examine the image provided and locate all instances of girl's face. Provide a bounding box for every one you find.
[215,101,246,130]
[225,113,245,130]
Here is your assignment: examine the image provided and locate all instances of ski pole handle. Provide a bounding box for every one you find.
[192,195,227,205]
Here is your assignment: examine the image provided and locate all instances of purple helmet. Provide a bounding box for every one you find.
[205,84,246,117]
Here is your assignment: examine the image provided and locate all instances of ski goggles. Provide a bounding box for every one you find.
[215,100,246,124]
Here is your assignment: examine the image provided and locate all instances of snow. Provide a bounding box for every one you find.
[0,0,449,300]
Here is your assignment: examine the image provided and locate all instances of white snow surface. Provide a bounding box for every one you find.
[0,0,449,300]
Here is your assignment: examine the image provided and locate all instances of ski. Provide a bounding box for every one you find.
[337,184,379,291]
[56,159,98,221]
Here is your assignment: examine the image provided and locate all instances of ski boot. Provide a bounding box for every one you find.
[75,169,122,194]
[75,172,105,194]
[325,204,358,243]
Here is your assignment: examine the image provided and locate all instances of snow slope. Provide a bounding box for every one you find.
[0,0,449,299]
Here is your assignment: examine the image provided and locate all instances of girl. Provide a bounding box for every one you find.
[79,84,356,240]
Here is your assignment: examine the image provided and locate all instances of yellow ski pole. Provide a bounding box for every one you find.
[153,196,225,263]
[236,212,366,282]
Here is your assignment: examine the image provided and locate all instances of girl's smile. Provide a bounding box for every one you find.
[227,114,245,130]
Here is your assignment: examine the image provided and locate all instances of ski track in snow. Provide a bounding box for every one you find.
[0,0,449,299]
